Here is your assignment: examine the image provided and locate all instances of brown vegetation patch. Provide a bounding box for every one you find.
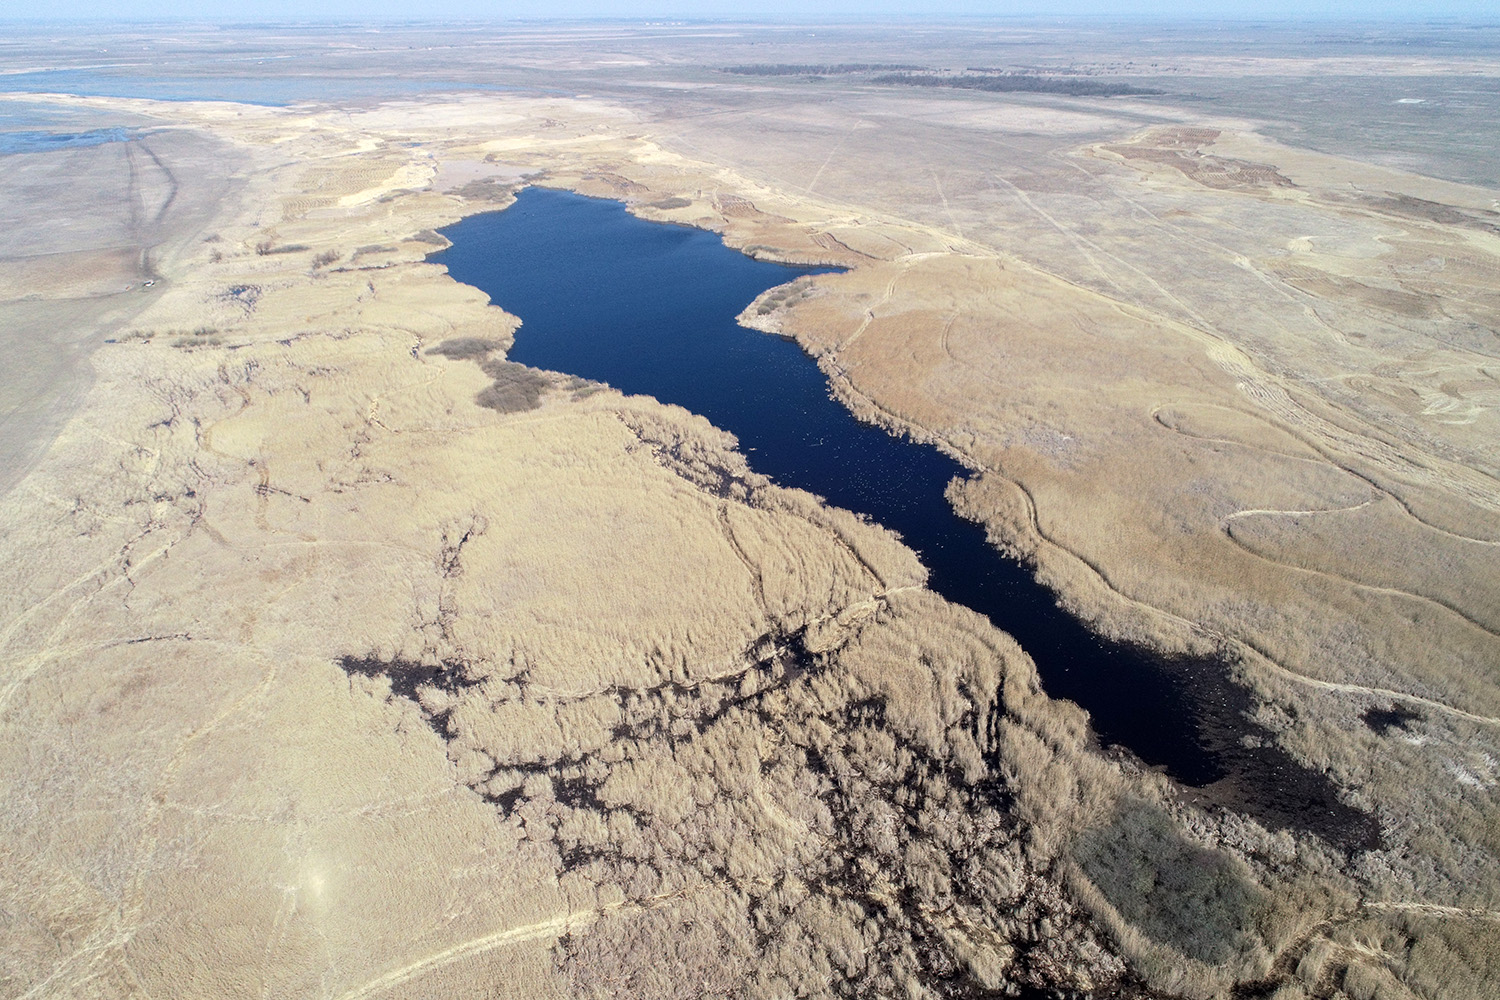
[336,602,1139,999]
[424,335,589,415]
[721,63,924,76]
[1103,129,1295,191]
[1146,127,1224,149]
[168,326,223,349]
[714,193,793,223]
[1075,799,1266,965]
[349,243,395,261]
[1223,498,1500,638]
[754,276,816,317]
[215,283,260,314]
[873,72,1163,98]
[1343,191,1500,234]
[1269,263,1443,319]
[476,359,554,413]
[453,176,517,203]
[255,241,311,255]
[583,171,649,196]
[810,231,871,259]
[426,336,504,360]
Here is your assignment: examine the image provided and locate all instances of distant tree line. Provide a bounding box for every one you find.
[721,63,924,76]
[966,66,1093,76]
[872,73,1162,97]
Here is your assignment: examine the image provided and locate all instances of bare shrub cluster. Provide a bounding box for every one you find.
[454,177,517,203]
[342,581,1335,998]
[254,241,311,255]
[424,337,590,413]
[343,596,1127,997]
[1074,799,1267,965]
[426,337,504,361]
[872,72,1162,97]
[721,64,924,76]
[755,278,814,317]
[475,360,553,413]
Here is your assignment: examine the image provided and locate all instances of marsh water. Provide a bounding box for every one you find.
[434,188,1375,849]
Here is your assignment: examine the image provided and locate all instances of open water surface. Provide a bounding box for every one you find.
[0,70,528,107]
[0,126,134,155]
[433,187,1377,849]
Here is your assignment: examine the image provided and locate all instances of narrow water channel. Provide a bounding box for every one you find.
[433,187,1375,850]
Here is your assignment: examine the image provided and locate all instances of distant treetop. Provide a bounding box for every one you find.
[720,63,924,76]
[872,72,1163,97]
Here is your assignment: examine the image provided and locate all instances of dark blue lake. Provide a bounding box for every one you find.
[433,187,1375,850]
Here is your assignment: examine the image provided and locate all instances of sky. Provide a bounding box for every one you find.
[2,1,1496,21]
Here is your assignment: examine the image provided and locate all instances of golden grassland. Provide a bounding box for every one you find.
[0,69,1496,1000]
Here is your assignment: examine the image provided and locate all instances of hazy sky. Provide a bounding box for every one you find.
[3,1,1496,21]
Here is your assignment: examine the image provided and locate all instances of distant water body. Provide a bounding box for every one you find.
[0,126,133,155]
[434,188,1377,850]
[0,70,529,107]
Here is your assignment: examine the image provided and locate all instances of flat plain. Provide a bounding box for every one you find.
[0,20,1497,1000]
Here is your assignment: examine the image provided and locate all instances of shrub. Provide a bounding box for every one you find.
[475,360,550,413]
[426,337,502,361]
[1074,799,1266,964]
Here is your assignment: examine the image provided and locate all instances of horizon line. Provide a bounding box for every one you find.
[3,14,1499,26]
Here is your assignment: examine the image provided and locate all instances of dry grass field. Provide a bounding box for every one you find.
[0,21,1497,1000]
